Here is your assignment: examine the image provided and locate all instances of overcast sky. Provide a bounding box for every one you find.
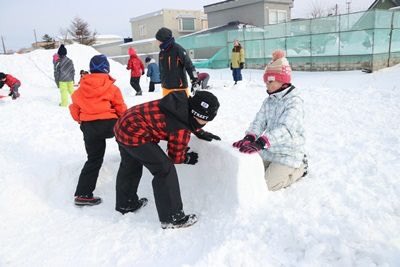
[0,0,371,51]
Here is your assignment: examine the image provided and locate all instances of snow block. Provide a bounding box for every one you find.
[175,139,267,218]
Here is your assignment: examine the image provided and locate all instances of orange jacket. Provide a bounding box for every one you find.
[69,73,127,123]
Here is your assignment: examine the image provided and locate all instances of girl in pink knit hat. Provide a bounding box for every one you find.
[233,50,308,191]
[127,47,145,95]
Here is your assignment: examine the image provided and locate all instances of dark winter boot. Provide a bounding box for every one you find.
[116,198,148,215]
[74,195,102,206]
[161,212,198,229]
[135,90,142,96]
[301,154,308,177]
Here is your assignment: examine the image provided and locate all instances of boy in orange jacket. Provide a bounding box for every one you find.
[69,55,127,206]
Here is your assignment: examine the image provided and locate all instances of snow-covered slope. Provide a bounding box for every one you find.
[0,44,399,266]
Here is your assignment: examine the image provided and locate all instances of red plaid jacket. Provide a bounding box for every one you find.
[114,98,191,164]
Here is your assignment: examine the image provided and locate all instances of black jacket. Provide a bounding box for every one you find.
[159,39,197,89]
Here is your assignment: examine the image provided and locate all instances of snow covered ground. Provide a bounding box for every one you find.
[0,44,399,266]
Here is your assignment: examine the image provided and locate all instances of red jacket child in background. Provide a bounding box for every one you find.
[126,47,145,96]
[0,72,21,100]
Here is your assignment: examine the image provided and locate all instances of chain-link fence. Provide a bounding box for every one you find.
[177,10,400,71]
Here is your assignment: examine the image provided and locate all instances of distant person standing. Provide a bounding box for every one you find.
[155,27,198,97]
[127,47,145,96]
[145,56,161,92]
[55,44,75,106]
[230,40,245,85]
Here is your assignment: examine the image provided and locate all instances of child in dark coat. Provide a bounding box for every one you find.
[0,72,21,100]
[155,27,198,97]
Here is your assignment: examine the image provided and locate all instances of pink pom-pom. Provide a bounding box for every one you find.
[272,50,285,61]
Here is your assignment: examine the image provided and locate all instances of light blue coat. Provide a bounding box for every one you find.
[146,59,161,83]
[246,85,305,168]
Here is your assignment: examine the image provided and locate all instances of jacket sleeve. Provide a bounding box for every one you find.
[246,98,269,137]
[111,86,127,117]
[147,64,152,77]
[265,97,304,147]
[180,48,197,80]
[140,60,145,72]
[240,48,245,63]
[69,102,81,122]
[167,129,191,164]
[54,62,60,83]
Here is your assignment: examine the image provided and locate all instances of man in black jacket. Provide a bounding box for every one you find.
[155,27,198,97]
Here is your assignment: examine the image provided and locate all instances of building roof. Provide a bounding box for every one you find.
[119,37,156,47]
[129,9,203,22]
[368,0,400,9]
[179,21,259,38]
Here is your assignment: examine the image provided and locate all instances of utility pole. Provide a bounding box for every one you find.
[33,29,38,48]
[346,0,351,14]
[335,4,338,16]
[1,36,6,54]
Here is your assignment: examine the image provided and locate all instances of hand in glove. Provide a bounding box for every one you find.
[184,150,199,165]
[142,71,145,75]
[230,63,233,70]
[195,130,221,142]
[239,62,244,69]
[191,78,199,87]
[239,136,270,154]
[8,91,13,96]
[232,134,256,148]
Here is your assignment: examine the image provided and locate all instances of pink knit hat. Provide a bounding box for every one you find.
[128,47,136,56]
[263,50,292,84]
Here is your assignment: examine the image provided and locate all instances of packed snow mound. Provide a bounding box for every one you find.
[1,45,400,266]
[0,44,130,91]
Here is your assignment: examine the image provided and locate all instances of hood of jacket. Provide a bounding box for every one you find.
[159,91,191,132]
[78,73,115,98]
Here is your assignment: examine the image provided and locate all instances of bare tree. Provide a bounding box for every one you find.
[69,17,96,45]
[59,27,72,44]
[309,0,327,18]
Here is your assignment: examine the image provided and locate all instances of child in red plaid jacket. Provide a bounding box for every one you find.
[114,90,220,229]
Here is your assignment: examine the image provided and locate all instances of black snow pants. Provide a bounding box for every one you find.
[115,142,183,222]
[130,77,142,93]
[74,119,117,197]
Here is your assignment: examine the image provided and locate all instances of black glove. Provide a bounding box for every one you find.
[191,78,199,87]
[194,130,221,142]
[0,81,4,89]
[142,71,145,75]
[184,151,198,165]
[239,62,244,69]
[8,91,13,96]
[230,63,233,70]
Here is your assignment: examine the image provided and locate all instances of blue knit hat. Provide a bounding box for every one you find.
[89,54,110,73]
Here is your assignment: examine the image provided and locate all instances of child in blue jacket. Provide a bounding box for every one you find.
[145,57,161,92]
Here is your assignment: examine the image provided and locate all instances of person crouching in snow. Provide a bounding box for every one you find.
[69,55,127,206]
[233,50,308,191]
[113,90,221,229]
[0,72,21,100]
